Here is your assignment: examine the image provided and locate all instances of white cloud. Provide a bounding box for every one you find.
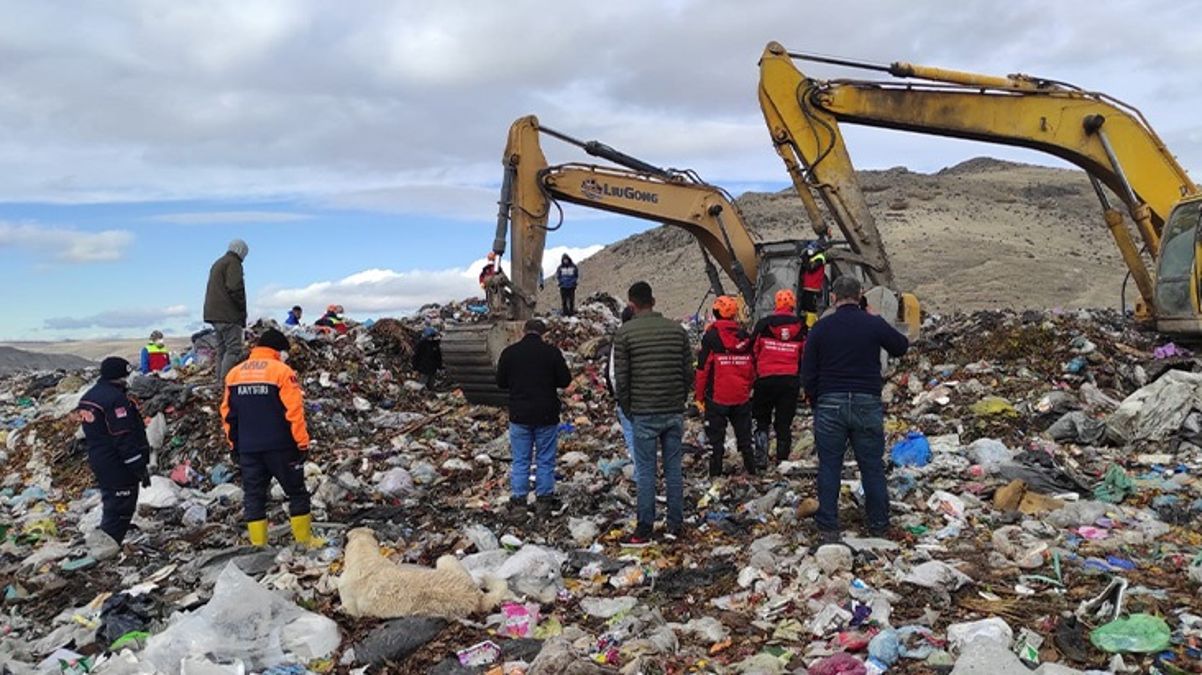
[0,221,134,262]
[149,210,313,224]
[44,304,190,330]
[0,1,1196,212]
[259,245,603,316]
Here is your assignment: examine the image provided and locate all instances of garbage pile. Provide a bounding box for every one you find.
[1,303,1201,674]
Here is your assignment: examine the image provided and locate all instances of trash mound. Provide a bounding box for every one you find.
[1,305,1201,673]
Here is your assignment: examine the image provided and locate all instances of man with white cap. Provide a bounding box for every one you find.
[204,239,249,383]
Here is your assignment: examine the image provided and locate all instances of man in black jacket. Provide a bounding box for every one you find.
[801,276,909,542]
[77,357,152,545]
[496,319,572,517]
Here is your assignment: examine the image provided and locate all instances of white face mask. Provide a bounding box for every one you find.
[279,351,290,363]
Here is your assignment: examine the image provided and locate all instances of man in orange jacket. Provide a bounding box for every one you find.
[221,328,314,546]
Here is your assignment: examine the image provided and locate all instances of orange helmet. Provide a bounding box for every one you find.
[487,251,498,261]
[712,295,738,320]
[774,289,796,311]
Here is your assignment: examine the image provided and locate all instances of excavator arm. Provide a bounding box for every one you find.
[492,115,759,319]
[445,115,772,405]
[758,41,1200,328]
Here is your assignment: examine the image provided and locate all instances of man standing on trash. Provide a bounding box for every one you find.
[221,329,315,547]
[614,281,693,547]
[555,253,580,316]
[412,326,443,390]
[496,319,572,518]
[695,296,758,477]
[751,289,806,465]
[77,357,151,545]
[204,239,249,384]
[802,276,909,542]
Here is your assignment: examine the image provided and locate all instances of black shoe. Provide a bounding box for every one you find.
[535,494,562,517]
[620,526,654,548]
[817,530,842,545]
[506,499,530,521]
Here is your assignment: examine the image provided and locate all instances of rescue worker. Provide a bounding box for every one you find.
[478,252,499,288]
[555,254,580,316]
[314,304,348,334]
[751,289,807,464]
[412,326,443,389]
[800,241,827,327]
[694,296,758,477]
[139,330,171,374]
[77,357,151,544]
[221,329,314,547]
[284,305,303,327]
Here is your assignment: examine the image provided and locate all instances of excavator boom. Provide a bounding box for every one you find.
[758,42,1202,333]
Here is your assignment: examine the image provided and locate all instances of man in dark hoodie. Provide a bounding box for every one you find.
[204,239,249,383]
[555,254,579,316]
[695,295,758,477]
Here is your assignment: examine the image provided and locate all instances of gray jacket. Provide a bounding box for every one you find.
[203,252,247,324]
[613,311,692,415]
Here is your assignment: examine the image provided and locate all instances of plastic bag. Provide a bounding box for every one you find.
[143,563,339,670]
[1090,614,1171,653]
[969,396,1017,417]
[947,617,1013,650]
[890,432,930,467]
[1093,464,1134,503]
[966,438,1013,472]
[376,467,414,496]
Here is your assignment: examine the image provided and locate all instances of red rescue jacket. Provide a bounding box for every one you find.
[753,310,806,379]
[694,320,755,406]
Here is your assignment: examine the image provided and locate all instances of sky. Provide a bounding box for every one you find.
[2,0,1200,340]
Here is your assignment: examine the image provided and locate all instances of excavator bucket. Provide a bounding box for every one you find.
[441,321,526,406]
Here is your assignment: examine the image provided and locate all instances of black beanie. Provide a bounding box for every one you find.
[258,329,290,352]
[100,357,132,380]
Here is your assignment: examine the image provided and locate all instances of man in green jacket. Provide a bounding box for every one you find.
[613,281,693,547]
[204,239,249,383]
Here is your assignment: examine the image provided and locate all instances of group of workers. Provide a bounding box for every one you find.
[495,269,908,547]
[79,236,906,553]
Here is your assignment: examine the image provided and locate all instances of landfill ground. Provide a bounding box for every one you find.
[2,294,1201,674]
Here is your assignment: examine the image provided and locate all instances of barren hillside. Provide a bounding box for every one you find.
[539,159,1135,318]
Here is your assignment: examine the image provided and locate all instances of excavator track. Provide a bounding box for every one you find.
[442,321,524,407]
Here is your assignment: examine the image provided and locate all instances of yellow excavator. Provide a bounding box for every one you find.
[757,41,1201,335]
[443,116,915,405]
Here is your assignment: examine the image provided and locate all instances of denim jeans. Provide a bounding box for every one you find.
[616,406,637,472]
[510,423,558,499]
[631,413,684,532]
[814,392,889,533]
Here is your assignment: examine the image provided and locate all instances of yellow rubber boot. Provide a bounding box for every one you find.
[247,520,269,547]
[290,514,314,547]
[805,311,818,328]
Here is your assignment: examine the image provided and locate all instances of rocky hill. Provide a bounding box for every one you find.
[539,159,1136,318]
[0,346,93,375]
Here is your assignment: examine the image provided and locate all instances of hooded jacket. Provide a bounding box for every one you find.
[204,251,247,324]
[752,310,806,379]
[694,319,755,406]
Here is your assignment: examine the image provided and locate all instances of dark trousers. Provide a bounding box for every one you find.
[753,377,801,462]
[240,448,311,522]
[704,400,755,476]
[814,392,889,533]
[560,287,576,316]
[800,290,821,314]
[100,485,140,544]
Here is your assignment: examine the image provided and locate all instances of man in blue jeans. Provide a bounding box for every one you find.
[801,276,909,542]
[497,319,572,519]
[613,282,693,547]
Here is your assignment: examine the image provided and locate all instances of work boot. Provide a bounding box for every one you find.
[535,494,562,518]
[290,514,319,547]
[775,442,790,464]
[246,519,269,547]
[506,498,531,522]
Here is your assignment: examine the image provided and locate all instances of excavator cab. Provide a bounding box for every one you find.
[1154,198,1202,335]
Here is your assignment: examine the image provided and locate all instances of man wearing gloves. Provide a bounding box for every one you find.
[77,357,151,545]
[221,329,315,547]
[204,239,249,383]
